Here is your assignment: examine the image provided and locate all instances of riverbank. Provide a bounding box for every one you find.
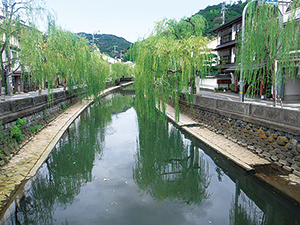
[1,83,300,215]
[0,83,132,213]
[165,103,300,203]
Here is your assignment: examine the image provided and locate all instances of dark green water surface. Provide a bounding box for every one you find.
[1,90,300,225]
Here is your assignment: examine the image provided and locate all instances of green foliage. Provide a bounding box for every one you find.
[204,53,220,76]
[16,118,26,129]
[0,120,3,141]
[110,62,134,83]
[230,84,235,91]
[236,2,300,96]
[20,19,110,99]
[10,125,23,141]
[77,33,131,58]
[10,118,26,141]
[131,15,209,120]
[29,125,42,133]
[195,1,246,37]
[61,102,67,109]
[134,111,211,204]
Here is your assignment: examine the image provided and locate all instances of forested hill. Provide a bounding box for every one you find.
[78,1,245,53]
[77,32,131,57]
[195,0,246,37]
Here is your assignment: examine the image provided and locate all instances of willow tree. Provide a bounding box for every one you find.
[131,15,209,120]
[110,61,133,84]
[0,0,46,97]
[20,18,110,99]
[237,1,300,105]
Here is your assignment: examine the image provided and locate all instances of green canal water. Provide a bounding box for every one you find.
[1,89,300,224]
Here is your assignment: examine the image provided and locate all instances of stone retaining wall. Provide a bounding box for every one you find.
[194,95,300,135]
[0,90,80,166]
[179,96,300,176]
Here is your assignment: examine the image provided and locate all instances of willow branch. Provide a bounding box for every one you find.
[162,31,179,39]
[172,32,179,39]
[185,18,196,35]
[167,69,182,74]
[13,6,26,14]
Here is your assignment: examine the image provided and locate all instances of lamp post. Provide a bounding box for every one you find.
[239,0,279,102]
[239,0,259,102]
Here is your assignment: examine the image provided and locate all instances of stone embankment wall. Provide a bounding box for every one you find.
[0,90,80,166]
[178,95,300,176]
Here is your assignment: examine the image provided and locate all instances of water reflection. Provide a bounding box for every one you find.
[133,115,211,206]
[1,93,134,225]
[1,90,300,224]
[192,138,300,225]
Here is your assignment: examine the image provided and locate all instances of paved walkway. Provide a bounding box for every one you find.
[0,84,129,213]
[165,104,270,171]
[165,103,300,203]
[199,90,300,111]
[3,88,300,112]
[1,87,66,101]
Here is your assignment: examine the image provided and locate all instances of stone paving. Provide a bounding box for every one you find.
[165,103,300,202]
[0,99,92,210]
[165,104,270,171]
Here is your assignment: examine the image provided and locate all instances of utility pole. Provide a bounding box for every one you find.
[221,2,226,24]
[92,30,100,47]
[113,45,118,62]
[119,50,125,61]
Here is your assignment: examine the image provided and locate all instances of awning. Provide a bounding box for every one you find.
[225,65,238,71]
[214,41,236,50]
[212,74,232,79]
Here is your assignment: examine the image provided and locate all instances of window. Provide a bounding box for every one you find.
[219,49,232,64]
[220,28,232,44]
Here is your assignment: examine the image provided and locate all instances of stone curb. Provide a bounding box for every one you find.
[165,104,269,172]
[0,83,132,214]
[165,103,300,203]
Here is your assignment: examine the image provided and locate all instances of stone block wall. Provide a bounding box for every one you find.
[179,97,300,176]
[0,90,80,167]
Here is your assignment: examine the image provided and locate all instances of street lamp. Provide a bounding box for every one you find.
[239,0,259,102]
[239,0,279,102]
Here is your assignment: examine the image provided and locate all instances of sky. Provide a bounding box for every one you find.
[45,0,224,43]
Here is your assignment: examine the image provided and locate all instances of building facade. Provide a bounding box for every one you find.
[196,16,241,93]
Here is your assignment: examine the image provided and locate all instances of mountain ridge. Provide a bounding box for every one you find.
[77,32,131,58]
[195,0,246,37]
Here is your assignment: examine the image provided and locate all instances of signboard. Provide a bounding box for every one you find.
[266,0,278,5]
[217,79,231,84]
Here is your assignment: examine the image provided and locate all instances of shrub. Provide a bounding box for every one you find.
[61,102,66,109]
[29,125,42,133]
[10,125,23,140]
[10,118,26,141]
[16,118,26,129]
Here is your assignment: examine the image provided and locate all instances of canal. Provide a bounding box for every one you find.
[1,89,300,224]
